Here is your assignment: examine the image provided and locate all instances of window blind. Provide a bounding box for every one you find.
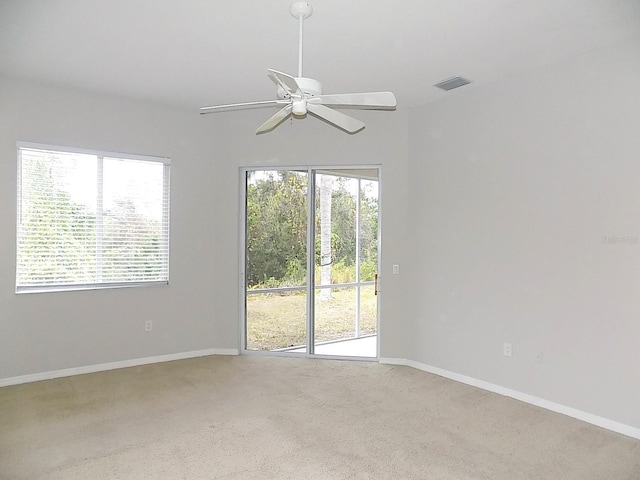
[16,144,170,292]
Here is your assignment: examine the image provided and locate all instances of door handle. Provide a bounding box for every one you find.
[374,273,378,295]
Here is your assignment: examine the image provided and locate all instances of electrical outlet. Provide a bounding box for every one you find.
[503,342,512,357]
[392,264,400,275]
[145,320,153,332]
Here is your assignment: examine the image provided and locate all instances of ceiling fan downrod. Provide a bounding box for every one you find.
[290,2,313,78]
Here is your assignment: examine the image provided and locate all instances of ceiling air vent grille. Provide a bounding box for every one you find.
[434,76,471,91]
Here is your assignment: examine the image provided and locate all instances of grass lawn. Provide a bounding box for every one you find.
[246,285,377,351]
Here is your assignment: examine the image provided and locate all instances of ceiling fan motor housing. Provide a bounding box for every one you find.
[277,77,323,99]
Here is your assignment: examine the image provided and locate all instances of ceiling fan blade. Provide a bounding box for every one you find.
[267,69,303,96]
[306,103,365,134]
[311,92,397,109]
[200,99,286,114]
[256,104,293,134]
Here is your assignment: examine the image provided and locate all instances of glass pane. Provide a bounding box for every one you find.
[314,286,376,357]
[102,158,167,283]
[359,180,378,282]
[246,170,308,289]
[245,169,308,353]
[315,174,357,286]
[246,291,307,352]
[314,286,357,344]
[17,149,98,286]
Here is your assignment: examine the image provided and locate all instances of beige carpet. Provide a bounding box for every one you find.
[1,355,638,480]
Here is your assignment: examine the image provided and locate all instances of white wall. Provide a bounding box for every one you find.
[0,76,410,380]
[407,39,640,430]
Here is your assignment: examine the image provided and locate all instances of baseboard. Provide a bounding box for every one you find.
[0,348,240,387]
[379,357,640,441]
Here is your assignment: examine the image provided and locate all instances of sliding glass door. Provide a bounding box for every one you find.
[242,167,379,358]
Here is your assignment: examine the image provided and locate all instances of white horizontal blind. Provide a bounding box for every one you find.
[16,144,170,292]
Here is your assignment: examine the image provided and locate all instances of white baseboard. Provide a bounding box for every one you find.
[0,348,239,388]
[379,357,640,441]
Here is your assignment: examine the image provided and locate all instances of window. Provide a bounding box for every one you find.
[16,143,170,292]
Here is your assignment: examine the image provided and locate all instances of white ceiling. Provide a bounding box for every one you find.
[1,0,639,111]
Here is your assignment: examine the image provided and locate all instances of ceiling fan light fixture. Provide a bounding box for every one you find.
[292,98,307,116]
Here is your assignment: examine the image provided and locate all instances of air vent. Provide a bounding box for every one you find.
[434,76,471,91]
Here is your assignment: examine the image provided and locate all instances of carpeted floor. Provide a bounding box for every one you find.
[1,355,638,479]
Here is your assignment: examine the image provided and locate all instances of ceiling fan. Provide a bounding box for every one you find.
[199,2,397,134]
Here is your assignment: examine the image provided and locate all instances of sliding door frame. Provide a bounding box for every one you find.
[239,165,382,360]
